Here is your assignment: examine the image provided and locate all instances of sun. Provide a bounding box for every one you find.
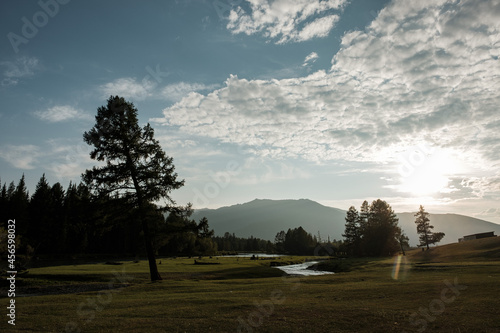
[395,147,463,196]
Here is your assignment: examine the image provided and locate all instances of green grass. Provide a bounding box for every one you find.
[2,239,500,332]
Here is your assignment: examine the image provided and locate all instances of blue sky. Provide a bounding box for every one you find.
[1,0,500,223]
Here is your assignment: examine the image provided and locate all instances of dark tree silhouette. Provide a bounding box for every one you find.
[414,205,445,250]
[343,199,403,257]
[363,199,401,256]
[358,200,370,234]
[83,96,184,281]
[397,231,410,256]
[274,230,286,253]
[342,206,361,256]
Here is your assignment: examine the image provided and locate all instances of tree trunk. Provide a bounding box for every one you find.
[126,152,162,282]
[141,216,162,281]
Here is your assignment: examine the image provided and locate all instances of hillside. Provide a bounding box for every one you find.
[397,212,500,246]
[192,199,500,246]
[407,236,500,262]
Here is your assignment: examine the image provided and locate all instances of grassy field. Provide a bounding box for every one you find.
[1,237,500,332]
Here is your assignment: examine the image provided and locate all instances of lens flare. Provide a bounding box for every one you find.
[391,254,408,280]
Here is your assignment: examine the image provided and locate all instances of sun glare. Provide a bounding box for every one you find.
[395,147,464,196]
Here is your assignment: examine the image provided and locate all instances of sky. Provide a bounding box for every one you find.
[1,0,500,223]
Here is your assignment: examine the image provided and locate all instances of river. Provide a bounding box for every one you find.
[274,261,335,276]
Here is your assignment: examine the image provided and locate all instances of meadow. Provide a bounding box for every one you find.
[1,237,500,332]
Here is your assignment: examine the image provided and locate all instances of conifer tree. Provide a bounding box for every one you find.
[343,206,361,256]
[28,174,52,251]
[362,199,402,256]
[414,205,445,249]
[83,96,184,281]
[11,175,30,236]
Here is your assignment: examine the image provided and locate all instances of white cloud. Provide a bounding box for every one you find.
[0,140,96,181]
[42,139,101,183]
[100,78,220,103]
[459,175,500,199]
[477,208,500,220]
[297,15,339,42]
[0,145,41,169]
[161,82,220,102]
[34,105,91,123]
[100,77,155,100]
[303,52,319,66]
[159,0,500,168]
[0,56,39,86]
[227,0,347,43]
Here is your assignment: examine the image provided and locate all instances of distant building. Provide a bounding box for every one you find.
[458,231,496,242]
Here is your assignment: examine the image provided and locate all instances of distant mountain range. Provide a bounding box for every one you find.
[192,199,500,246]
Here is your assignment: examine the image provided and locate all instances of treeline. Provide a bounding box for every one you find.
[1,174,346,260]
[214,228,344,256]
[274,227,345,255]
[213,233,274,253]
[274,227,316,255]
[0,174,217,261]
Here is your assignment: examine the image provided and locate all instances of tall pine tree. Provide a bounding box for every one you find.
[343,206,361,256]
[83,96,184,281]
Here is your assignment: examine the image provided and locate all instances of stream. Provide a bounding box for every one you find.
[274,261,335,276]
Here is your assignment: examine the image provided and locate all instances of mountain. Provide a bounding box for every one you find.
[193,199,346,242]
[192,199,500,246]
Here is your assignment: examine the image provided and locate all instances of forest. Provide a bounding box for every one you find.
[0,174,344,263]
[0,174,218,260]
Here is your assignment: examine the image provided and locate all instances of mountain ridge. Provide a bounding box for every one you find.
[192,199,500,246]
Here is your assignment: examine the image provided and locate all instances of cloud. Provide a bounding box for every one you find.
[477,208,500,220]
[227,0,347,43]
[34,105,91,123]
[100,77,155,100]
[0,140,95,181]
[159,0,500,169]
[38,138,103,183]
[161,82,220,102]
[303,52,319,66]
[0,145,41,169]
[459,176,500,200]
[100,78,220,103]
[0,56,39,86]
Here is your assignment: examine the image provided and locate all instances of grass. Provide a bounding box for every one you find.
[1,239,500,332]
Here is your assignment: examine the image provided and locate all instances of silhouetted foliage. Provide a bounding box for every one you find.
[415,205,445,249]
[272,226,318,255]
[342,206,362,256]
[83,96,185,281]
[214,232,274,253]
[158,207,217,256]
[342,199,404,257]
[274,230,286,253]
[398,232,410,256]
